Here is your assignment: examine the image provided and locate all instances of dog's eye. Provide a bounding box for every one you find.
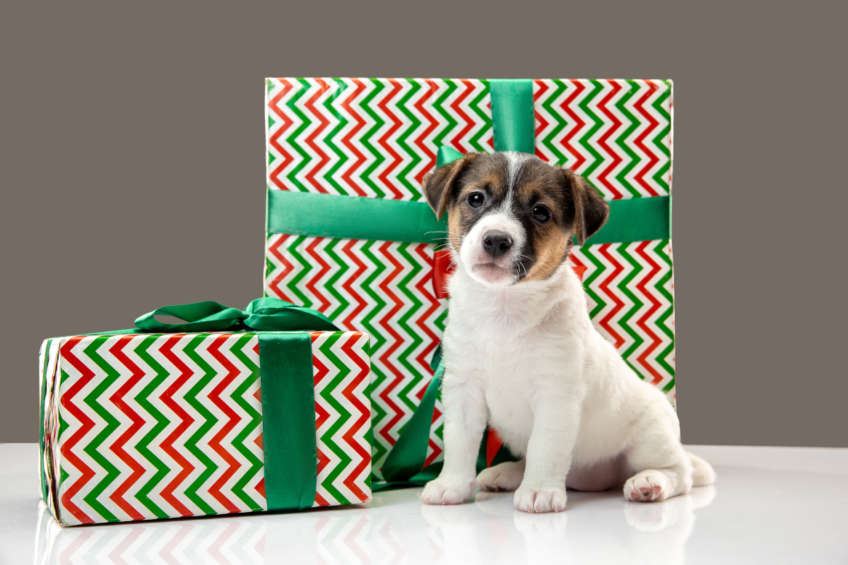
[467,191,485,208]
[532,204,552,223]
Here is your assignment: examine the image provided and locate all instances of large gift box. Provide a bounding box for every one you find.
[38,299,372,526]
[263,78,675,481]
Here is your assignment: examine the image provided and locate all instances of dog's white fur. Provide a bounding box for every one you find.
[421,153,715,513]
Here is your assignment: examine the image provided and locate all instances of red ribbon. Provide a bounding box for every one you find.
[432,249,455,299]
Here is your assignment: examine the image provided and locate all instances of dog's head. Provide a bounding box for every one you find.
[424,152,609,286]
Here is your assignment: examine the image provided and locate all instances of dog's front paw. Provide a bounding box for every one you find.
[421,475,474,505]
[514,484,567,513]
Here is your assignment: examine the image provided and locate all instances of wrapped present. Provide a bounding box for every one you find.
[38,299,372,526]
[263,78,675,481]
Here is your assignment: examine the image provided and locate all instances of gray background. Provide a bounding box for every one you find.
[2,1,845,446]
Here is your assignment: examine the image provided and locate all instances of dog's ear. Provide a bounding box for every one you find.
[562,169,610,245]
[423,154,478,219]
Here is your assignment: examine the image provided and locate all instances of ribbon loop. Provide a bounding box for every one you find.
[245,297,338,332]
[133,297,339,334]
[436,145,464,168]
[134,301,246,333]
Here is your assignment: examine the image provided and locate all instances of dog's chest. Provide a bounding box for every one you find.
[443,272,587,453]
[483,368,535,453]
[446,322,564,453]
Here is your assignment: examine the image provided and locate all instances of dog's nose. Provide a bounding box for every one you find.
[482,230,514,258]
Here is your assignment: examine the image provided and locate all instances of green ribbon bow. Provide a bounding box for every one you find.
[134,297,338,333]
[132,298,337,510]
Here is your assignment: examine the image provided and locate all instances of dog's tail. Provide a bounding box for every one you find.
[688,452,716,486]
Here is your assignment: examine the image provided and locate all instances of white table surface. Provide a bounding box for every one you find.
[1,443,846,565]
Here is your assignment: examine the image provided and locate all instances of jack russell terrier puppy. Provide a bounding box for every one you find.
[420,152,715,513]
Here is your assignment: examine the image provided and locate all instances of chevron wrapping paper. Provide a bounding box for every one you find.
[39,330,372,526]
[265,78,671,201]
[264,78,675,478]
[265,234,447,475]
[570,239,676,400]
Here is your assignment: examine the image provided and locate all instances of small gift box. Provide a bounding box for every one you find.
[38,298,372,526]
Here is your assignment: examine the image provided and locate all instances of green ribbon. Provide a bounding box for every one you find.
[267,189,447,244]
[490,79,536,154]
[267,189,668,245]
[132,297,335,510]
[258,332,317,510]
[380,346,445,483]
[134,297,337,334]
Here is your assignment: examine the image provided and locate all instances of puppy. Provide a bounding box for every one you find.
[420,152,715,513]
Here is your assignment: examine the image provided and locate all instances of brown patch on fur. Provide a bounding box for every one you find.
[474,171,509,198]
[562,169,609,244]
[422,153,479,219]
[519,168,607,281]
[447,212,463,251]
[440,154,511,250]
[514,159,560,195]
[522,228,570,281]
[510,158,575,281]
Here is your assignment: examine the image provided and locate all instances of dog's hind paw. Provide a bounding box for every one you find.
[623,470,671,502]
[514,484,567,513]
[477,460,525,492]
[421,475,474,505]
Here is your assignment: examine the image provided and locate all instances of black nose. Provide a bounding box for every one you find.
[482,230,514,258]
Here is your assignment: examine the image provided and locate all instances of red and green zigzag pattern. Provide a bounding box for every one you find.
[571,240,676,401]
[266,77,492,201]
[263,236,676,475]
[310,331,372,506]
[40,331,371,525]
[265,235,446,477]
[534,79,672,199]
[265,77,671,201]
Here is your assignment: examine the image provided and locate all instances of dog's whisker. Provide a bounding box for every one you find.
[423,231,451,247]
[513,253,532,278]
